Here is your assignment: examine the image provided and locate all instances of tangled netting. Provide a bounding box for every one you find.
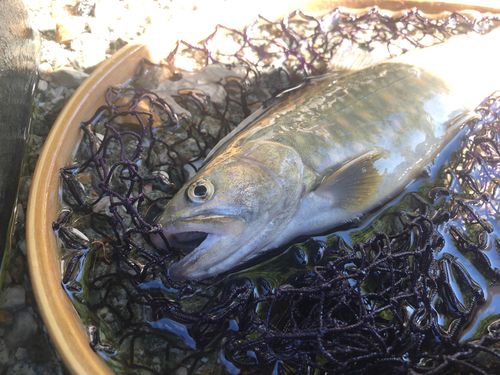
[54,7,500,375]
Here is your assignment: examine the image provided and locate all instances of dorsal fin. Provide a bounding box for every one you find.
[328,39,389,72]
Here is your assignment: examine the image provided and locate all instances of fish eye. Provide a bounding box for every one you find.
[187,179,214,203]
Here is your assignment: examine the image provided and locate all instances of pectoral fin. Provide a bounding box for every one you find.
[315,149,386,212]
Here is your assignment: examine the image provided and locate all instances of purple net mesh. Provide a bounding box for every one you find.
[53,7,500,375]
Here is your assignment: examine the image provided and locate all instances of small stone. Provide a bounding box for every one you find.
[51,95,65,104]
[14,347,27,360]
[18,240,27,257]
[107,37,128,55]
[5,309,38,347]
[0,285,25,312]
[56,16,86,44]
[18,177,32,204]
[51,67,89,88]
[15,203,25,226]
[38,80,49,91]
[2,272,11,287]
[92,196,111,215]
[43,100,67,128]
[75,0,95,16]
[113,95,162,129]
[48,86,67,98]
[6,361,39,375]
[0,311,13,326]
[9,255,25,283]
[0,342,14,366]
[176,367,188,375]
[41,41,70,69]
[38,62,53,81]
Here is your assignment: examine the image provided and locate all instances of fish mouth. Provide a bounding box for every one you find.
[168,231,209,251]
[162,214,246,253]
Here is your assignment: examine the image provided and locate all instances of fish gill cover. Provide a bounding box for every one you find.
[53,7,500,375]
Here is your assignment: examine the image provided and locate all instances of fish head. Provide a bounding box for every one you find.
[155,140,305,281]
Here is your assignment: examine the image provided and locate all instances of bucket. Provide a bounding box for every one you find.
[26,1,500,374]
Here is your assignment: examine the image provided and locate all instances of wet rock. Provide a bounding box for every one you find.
[71,33,107,71]
[7,361,38,375]
[107,37,128,55]
[18,240,27,257]
[18,176,32,204]
[0,340,14,368]
[75,0,95,17]
[291,245,308,267]
[32,118,51,137]
[1,272,11,287]
[14,347,26,360]
[0,311,13,326]
[55,16,86,44]
[5,309,38,347]
[9,255,25,283]
[41,40,69,69]
[38,79,48,91]
[51,67,88,88]
[38,62,53,81]
[15,203,24,227]
[48,85,67,99]
[43,99,67,127]
[113,95,162,129]
[0,285,25,312]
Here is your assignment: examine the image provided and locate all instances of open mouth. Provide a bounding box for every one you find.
[167,231,209,251]
[155,213,246,254]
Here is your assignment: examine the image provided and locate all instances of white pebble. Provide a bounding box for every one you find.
[38,80,48,91]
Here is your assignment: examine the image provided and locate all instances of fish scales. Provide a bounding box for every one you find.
[215,63,453,202]
[156,29,500,281]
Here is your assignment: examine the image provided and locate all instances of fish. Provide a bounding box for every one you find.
[155,27,500,281]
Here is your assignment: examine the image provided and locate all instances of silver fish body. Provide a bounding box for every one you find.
[156,30,500,281]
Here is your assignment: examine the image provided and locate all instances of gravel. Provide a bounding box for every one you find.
[2,0,217,373]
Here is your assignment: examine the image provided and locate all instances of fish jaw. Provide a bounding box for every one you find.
[160,209,272,281]
[166,207,299,280]
[164,205,296,281]
[168,232,253,281]
[160,213,246,251]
